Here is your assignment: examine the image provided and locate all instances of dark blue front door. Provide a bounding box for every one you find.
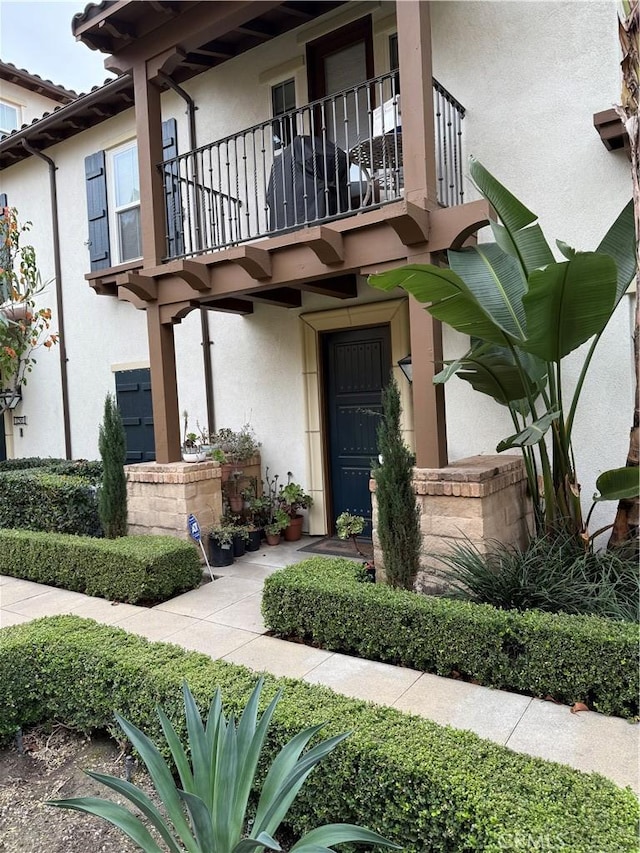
[0,413,6,462]
[115,368,155,463]
[323,325,391,536]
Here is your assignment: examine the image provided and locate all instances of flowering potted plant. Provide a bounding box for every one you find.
[0,207,58,413]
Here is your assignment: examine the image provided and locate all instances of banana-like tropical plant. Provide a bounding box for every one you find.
[47,679,402,853]
[369,157,638,541]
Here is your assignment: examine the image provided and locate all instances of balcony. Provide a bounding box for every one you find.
[160,71,465,262]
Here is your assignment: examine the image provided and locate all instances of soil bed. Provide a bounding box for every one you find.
[0,725,154,853]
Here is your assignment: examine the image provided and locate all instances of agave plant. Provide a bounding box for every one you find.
[47,679,401,853]
[369,157,639,542]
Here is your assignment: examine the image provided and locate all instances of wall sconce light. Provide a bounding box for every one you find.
[0,389,22,410]
[397,354,412,383]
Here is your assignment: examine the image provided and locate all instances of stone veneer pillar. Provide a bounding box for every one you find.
[126,460,223,540]
[371,455,533,593]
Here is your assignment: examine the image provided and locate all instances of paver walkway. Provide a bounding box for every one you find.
[1,537,638,793]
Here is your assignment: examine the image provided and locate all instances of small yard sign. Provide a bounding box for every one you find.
[187,513,214,581]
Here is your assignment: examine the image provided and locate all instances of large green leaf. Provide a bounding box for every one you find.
[469,157,537,232]
[594,466,640,502]
[521,254,618,361]
[369,263,515,344]
[496,410,560,451]
[469,157,555,274]
[84,771,182,853]
[447,243,528,340]
[291,824,402,852]
[456,354,535,406]
[596,199,637,302]
[114,713,199,853]
[46,797,166,853]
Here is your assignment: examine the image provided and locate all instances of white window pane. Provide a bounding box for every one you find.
[0,103,18,134]
[113,147,140,207]
[118,208,141,261]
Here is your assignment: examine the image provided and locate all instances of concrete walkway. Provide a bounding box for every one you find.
[1,537,638,793]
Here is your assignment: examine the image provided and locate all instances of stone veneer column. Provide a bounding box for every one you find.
[371,455,533,593]
[126,460,222,540]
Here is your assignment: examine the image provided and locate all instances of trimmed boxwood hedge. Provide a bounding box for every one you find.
[0,529,202,604]
[262,558,639,718]
[0,470,101,535]
[0,616,637,852]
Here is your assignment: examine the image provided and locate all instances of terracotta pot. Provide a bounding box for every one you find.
[283,514,304,542]
[228,494,244,513]
[265,531,281,546]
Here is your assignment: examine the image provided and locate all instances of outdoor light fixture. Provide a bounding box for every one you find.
[398,354,412,383]
[0,389,22,410]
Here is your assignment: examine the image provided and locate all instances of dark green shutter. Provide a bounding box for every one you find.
[0,194,9,302]
[162,118,183,258]
[84,151,111,270]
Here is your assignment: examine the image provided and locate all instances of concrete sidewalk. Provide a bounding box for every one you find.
[1,537,638,793]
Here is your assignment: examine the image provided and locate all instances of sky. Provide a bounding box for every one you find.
[1,0,115,93]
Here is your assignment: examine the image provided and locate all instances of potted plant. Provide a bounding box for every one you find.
[225,469,245,513]
[264,508,290,546]
[182,411,207,463]
[245,487,271,551]
[229,518,250,558]
[279,472,313,542]
[207,523,235,567]
[336,511,375,580]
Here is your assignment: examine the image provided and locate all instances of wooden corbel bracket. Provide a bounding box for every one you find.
[297,225,344,265]
[117,272,157,301]
[177,260,211,292]
[226,245,272,280]
[386,200,430,246]
[159,301,199,325]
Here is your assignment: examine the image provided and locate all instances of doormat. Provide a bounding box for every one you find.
[298,536,373,560]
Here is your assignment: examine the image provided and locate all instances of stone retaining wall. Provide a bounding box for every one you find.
[371,454,533,593]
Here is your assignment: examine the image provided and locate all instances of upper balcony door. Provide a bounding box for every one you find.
[306,16,374,154]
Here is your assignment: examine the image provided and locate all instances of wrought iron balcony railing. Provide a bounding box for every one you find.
[160,71,465,261]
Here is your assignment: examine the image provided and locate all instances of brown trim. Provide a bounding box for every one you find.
[306,14,374,102]
[593,108,628,152]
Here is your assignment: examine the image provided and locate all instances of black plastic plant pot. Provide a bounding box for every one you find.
[208,535,234,567]
[246,529,262,552]
[232,532,246,558]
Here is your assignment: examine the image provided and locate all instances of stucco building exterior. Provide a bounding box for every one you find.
[0,1,634,544]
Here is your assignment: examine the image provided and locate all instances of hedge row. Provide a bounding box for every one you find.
[0,616,637,852]
[0,529,202,604]
[0,457,103,480]
[0,470,101,536]
[262,558,639,718]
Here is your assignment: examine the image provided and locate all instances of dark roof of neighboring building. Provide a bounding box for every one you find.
[0,61,79,103]
[0,74,133,168]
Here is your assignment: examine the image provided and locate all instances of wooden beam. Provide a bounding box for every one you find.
[247,288,302,308]
[225,245,272,279]
[200,298,254,315]
[298,274,358,299]
[146,304,181,463]
[298,225,344,264]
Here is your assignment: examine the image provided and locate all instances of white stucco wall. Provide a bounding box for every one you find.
[431,0,634,534]
[0,0,634,535]
[0,78,64,129]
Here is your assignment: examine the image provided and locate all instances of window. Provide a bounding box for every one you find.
[0,101,19,136]
[271,78,296,148]
[108,140,141,263]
